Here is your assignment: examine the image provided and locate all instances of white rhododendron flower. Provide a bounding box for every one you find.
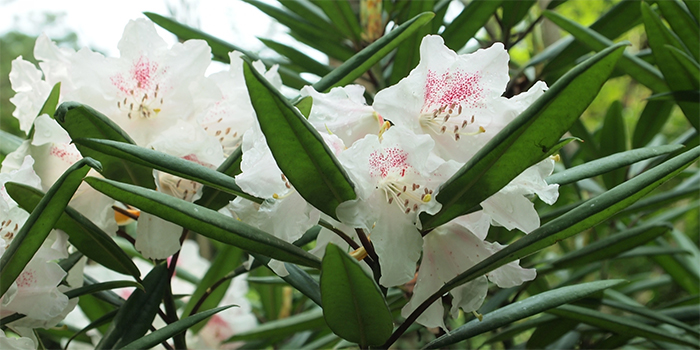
[402,213,536,330]
[0,330,34,350]
[374,35,510,163]
[301,85,383,145]
[336,126,455,287]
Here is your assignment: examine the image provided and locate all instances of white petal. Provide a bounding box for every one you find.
[0,330,35,350]
[135,213,183,259]
[481,191,540,233]
[31,114,71,146]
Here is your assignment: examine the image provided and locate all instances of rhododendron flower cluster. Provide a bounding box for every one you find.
[2,17,559,343]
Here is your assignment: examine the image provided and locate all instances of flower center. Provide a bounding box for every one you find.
[418,103,484,140]
[369,147,433,214]
[116,83,164,119]
[111,56,166,119]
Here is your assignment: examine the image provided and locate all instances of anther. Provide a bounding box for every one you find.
[440,126,447,133]
[225,127,231,135]
[471,115,475,123]
[462,120,468,128]
[404,207,411,214]
[455,134,461,141]
[388,197,394,204]
[404,199,409,207]
[402,185,407,192]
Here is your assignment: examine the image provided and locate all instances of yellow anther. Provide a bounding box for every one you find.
[350,246,368,261]
[422,194,432,202]
[273,193,280,199]
[551,154,561,162]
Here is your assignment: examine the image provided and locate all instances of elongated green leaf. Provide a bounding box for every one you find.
[666,45,700,88]
[295,96,314,119]
[501,0,536,38]
[599,101,628,188]
[251,253,323,307]
[54,102,155,189]
[546,145,683,186]
[389,0,434,85]
[0,129,23,158]
[97,263,168,349]
[258,38,332,77]
[312,12,435,92]
[119,305,233,349]
[548,223,672,269]
[6,183,140,278]
[424,280,626,349]
[422,43,626,230]
[39,82,61,117]
[195,146,244,210]
[601,299,700,337]
[658,0,700,62]
[64,281,144,299]
[617,246,691,259]
[321,244,392,347]
[633,100,675,148]
[64,309,118,349]
[183,244,242,333]
[279,0,335,35]
[84,177,322,269]
[543,0,642,75]
[227,308,326,342]
[0,158,100,297]
[311,0,363,42]
[543,10,668,92]
[243,60,356,220]
[442,0,502,50]
[73,138,259,203]
[642,2,700,130]
[406,146,699,340]
[549,304,699,347]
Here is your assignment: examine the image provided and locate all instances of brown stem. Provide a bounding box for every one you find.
[355,228,379,263]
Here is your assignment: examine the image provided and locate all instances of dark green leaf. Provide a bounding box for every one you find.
[97,263,169,349]
[642,1,700,130]
[666,45,700,88]
[311,0,363,42]
[6,183,140,277]
[243,59,356,220]
[658,0,700,62]
[424,280,626,348]
[429,146,699,316]
[321,244,392,347]
[501,0,536,39]
[226,308,326,342]
[632,100,674,148]
[684,0,700,23]
[54,102,155,189]
[73,138,259,203]
[546,145,683,186]
[258,38,332,77]
[182,244,243,333]
[422,43,626,230]
[195,146,244,211]
[295,96,314,119]
[64,281,144,299]
[646,90,700,103]
[389,0,434,85]
[0,158,100,297]
[616,246,691,259]
[442,0,502,50]
[312,12,435,92]
[119,306,234,349]
[543,10,668,93]
[0,129,23,157]
[84,177,322,269]
[599,101,628,188]
[39,82,61,118]
[601,299,700,337]
[548,222,672,269]
[548,304,699,347]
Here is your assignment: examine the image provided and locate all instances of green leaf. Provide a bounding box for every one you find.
[182,244,243,333]
[243,59,356,220]
[84,177,322,269]
[388,0,434,85]
[546,145,683,186]
[119,306,234,349]
[97,263,169,349]
[5,183,140,278]
[658,0,700,63]
[258,38,332,77]
[441,0,502,50]
[501,0,536,38]
[312,12,435,92]
[616,246,691,259]
[39,82,61,117]
[666,45,700,88]
[73,138,259,203]
[295,96,314,119]
[543,10,668,93]
[548,304,700,347]
[251,253,323,307]
[422,43,626,230]
[0,129,23,157]
[547,222,673,270]
[684,0,700,23]
[642,1,700,130]
[542,0,642,75]
[599,101,628,189]
[64,281,144,299]
[195,146,244,210]
[54,102,155,189]
[632,100,675,148]
[0,158,100,297]
[311,0,363,42]
[320,244,393,347]
[424,280,626,348]
[226,308,326,342]
[601,299,700,337]
[420,146,699,324]
[64,309,118,349]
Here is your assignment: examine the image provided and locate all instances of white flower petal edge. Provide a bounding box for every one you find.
[401,222,535,330]
[0,330,34,350]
